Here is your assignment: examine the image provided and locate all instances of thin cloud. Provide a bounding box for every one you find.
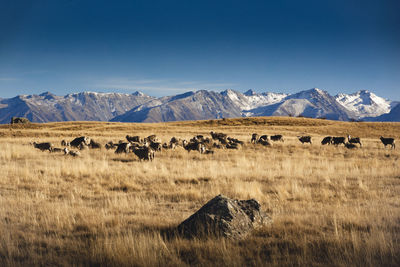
[92,77,237,96]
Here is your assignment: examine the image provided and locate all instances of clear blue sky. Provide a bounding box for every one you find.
[0,0,399,100]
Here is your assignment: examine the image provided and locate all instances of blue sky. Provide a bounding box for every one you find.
[0,0,399,99]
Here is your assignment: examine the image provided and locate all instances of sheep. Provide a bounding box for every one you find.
[259,135,269,142]
[78,143,88,150]
[33,142,53,151]
[70,136,91,148]
[115,142,131,154]
[149,141,162,152]
[132,146,155,161]
[227,137,244,145]
[380,136,395,149]
[126,135,141,143]
[210,131,227,143]
[250,133,259,144]
[89,139,101,149]
[145,135,158,143]
[332,137,346,146]
[61,140,70,146]
[226,143,239,149]
[347,135,362,147]
[183,140,206,153]
[270,135,284,142]
[63,148,81,157]
[169,137,182,148]
[258,139,271,146]
[298,136,312,144]
[321,136,333,145]
[50,147,64,153]
[345,143,358,149]
[105,141,117,150]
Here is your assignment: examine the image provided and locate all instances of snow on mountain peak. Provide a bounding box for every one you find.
[335,90,391,118]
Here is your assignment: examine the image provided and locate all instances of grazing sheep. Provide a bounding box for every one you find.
[70,136,91,148]
[258,139,271,146]
[332,137,346,146]
[213,143,223,149]
[321,136,333,145]
[78,143,88,150]
[259,135,269,142]
[63,148,81,157]
[89,139,101,149]
[347,135,362,147]
[115,142,131,154]
[210,131,227,143]
[226,143,239,149]
[227,137,244,145]
[183,140,206,153]
[345,143,358,149]
[145,135,158,143]
[132,146,154,161]
[33,142,53,151]
[298,136,312,144]
[50,147,64,153]
[380,136,395,149]
[126,135,141,143]
[251,133,259,144]
[149,141,162,152]
[61,140,70,146]
[270,135,284,142]
[105,141,117,150]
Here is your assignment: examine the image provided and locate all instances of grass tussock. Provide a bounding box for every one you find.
[0,117,399,266]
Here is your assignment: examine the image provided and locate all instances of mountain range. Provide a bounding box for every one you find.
[0,88,398,124]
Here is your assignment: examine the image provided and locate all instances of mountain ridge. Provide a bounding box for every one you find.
[0,89,398,123]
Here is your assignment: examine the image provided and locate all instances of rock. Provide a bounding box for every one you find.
[10,117,30,124]
[177,194,271,239]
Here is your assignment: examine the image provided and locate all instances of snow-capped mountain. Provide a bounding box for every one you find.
[222,89,288,113]
[335,90,392,118]
[0,88,397,123]
[0,91,154,124]
[242,88,356,121]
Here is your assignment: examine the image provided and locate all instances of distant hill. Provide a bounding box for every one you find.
[0,91,154,124]
[0,89,397,123]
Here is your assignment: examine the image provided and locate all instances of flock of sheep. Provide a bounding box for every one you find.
[31,132,396,161]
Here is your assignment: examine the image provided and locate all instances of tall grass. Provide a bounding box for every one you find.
[0,118,399,266]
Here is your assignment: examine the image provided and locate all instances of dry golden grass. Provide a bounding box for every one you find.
[0,117,399,266]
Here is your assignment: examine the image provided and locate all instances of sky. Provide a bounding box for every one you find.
[0,0,399,100]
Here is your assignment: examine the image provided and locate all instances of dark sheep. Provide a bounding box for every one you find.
[89,139,101,149]
[33,142,53,151]
[321,136,333,145]
[115,142,131,154]
[298,136,312,144]
[345,143,358,149]
[126,135,141,143]
[61,140,70,146]
[251,133,259,144]
[149,141,162,152]
[70,136,91,148]
[132,146,154,161]
[332,137,346,146]
[270,135,284,142]
[380,136,395,149]
[347,135,362,147]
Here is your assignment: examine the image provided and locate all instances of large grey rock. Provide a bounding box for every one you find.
[177,194,271,239]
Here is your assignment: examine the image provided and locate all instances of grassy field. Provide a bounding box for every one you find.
[0,117,399,266]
